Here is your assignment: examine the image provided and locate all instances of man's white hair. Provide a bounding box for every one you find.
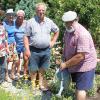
[35,2,47,11]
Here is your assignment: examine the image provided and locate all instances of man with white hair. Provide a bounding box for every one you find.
[24,2,59,91]
[60,11,97,100]
[14,10,29,80]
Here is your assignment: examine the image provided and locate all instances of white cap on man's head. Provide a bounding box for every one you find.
[62,11,77,22]
[6,9,14,14]
[17,10,25,17]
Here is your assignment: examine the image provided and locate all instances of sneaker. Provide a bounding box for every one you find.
[39,79,49,91]
[0,81,10,88]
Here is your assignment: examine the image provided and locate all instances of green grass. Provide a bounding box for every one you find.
[0,87,14,100]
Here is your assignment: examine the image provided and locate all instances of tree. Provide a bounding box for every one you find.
[44,0,100,48]
[0,0,20,11]
[15,0,42,19]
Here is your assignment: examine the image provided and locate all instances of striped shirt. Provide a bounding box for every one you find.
[26,16,59,48]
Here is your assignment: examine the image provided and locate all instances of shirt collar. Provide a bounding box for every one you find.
[35,16,46,23]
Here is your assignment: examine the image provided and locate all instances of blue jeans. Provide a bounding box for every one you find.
[0,56,6,84]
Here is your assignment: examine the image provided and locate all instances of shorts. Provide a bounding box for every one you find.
[7,43,18,62]
[29,46,50,72]
[71,69,95,90]
[16,46,25,54]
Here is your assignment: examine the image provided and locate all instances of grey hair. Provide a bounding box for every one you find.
[35,2,47,11]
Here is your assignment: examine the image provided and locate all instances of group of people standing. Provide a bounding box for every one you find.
[0,9,28,84]
[0,2,97,100]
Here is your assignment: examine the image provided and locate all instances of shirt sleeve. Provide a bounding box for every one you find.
[77,33,90,53]
[25,20,32,36]
[51,20,59,33]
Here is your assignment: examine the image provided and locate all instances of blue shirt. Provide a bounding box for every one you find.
[14,20,27,48]
[3,20,15,44]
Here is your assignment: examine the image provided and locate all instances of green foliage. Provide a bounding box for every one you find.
[0,87,13,100]
[0,0,20,10]
[96,62,100,73]
[87,77,97,97]
[45,0,100,47]
[15,0,42,19]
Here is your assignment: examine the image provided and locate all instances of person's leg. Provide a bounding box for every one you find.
[38,48,50,90]
[38,68,45,86]
[11,53,18,79]
[23,53,29,76]
[71,69,95,100]
[8,43,16,80]
[5,56,12,82]
[15,59,20,78]
[0,56,6,83]
[28,49,39,88]
[23,53,29,83]
[5,61,9,80]
[76,90,86,100]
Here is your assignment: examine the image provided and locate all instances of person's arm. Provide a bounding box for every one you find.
[5,41,9,53]
[23,19,31,58]
[50,31,59,48]
[50,19,59,48]
[4,30,9,53]
[23,35,31,58]
[60,52,85,70]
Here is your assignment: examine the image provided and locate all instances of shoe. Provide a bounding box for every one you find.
[39,80,48,91]
[39,85,48,91]
[0,81,10,88]
[5,76,12,83]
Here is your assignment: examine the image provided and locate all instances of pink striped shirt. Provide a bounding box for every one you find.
[63,22,97,72]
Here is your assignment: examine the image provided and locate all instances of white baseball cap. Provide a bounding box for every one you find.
[6,9,14,14]
[62,11,77,22]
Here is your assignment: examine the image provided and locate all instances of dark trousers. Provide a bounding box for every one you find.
[0,56,6,84]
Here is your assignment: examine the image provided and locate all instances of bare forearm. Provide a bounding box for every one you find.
[24,36,30,51]
[51,32,59,43]
[65,53,85,68]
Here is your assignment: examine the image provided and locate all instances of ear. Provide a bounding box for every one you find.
[77,16,79,22]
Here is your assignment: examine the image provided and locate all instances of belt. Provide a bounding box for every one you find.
[30,46,49,51]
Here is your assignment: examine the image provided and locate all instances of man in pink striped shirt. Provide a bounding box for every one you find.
[60,11,97,100]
